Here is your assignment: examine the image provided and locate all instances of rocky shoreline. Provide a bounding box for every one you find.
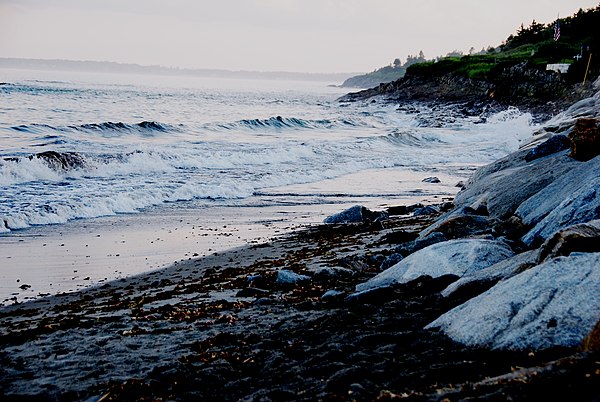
[1,209,597,401]
[1,82,600,401]
[339,63,597,123]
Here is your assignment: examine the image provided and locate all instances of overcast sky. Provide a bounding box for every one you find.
[0,0,597,73]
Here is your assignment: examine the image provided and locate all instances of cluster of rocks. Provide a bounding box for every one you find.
[329,82,600,352]
[339,62,596,121]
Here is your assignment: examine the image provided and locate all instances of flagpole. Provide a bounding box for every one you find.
[583,53,592,85]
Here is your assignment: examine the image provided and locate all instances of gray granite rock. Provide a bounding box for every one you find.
[427,252,600,350]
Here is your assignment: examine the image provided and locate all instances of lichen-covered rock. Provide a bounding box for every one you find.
[426,252,600,350]
[355,239,514,292]
[537,220,600,263]
[568,118,600,161]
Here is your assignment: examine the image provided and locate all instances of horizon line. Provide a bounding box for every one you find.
[0,57,363,79]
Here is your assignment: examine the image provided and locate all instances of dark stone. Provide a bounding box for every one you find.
[236,287,270,298]
[422,176,441,183]
[387,205,409,216]
[537,220,600,263]
[344,286,397,304]
[33,151,87,170]
[525,134,569,162]
[395,231,447,257]
[492,215,528,240]
[568,118,600,161]
[406,203,424,212]
[313,267,355,280]
[380,230,419,245]
[324,205,388,224]
[413,205,440,216]
[462,204,489,216]
[420,214,493,240]
[582,320,600,352]
[321,290,345,301]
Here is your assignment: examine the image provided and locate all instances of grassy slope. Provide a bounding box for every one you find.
[407,5,599,84]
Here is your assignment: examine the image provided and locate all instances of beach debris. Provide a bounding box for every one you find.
[236,287,270,298]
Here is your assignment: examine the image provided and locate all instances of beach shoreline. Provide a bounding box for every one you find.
[1,205,597,401]
[0,165,466,306]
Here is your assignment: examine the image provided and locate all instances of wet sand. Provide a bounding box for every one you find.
[0,166,468,305]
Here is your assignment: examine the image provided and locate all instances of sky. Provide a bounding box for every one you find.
[0,0,598,73]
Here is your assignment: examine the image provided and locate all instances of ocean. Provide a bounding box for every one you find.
[0,68,535,303]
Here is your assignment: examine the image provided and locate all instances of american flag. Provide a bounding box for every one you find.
[554,18,560,41]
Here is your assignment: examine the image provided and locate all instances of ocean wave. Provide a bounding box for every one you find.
[0,82,79,95]
[211,116,361,131]
[10,121,175,135]
[8,116,358,137]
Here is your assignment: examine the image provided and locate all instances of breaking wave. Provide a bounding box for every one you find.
[11,121,174,135]
[211,116,363,131]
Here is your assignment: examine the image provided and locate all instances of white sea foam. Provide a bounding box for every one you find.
[0,75,536,232]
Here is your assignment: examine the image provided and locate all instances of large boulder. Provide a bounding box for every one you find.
[426,252,600,350]
[452,151,579,219]
[520,169,600,246]
[355,239,514,292]
[516,154,600,237]
[441,250,538,299]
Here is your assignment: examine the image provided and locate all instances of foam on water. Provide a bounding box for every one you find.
[0,71,536,233]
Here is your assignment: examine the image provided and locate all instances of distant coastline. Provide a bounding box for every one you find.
[0,57,359,83]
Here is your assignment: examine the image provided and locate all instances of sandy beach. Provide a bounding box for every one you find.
[1,203,597,401]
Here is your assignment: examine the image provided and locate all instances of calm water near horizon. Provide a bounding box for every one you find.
[0,68,536,303]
